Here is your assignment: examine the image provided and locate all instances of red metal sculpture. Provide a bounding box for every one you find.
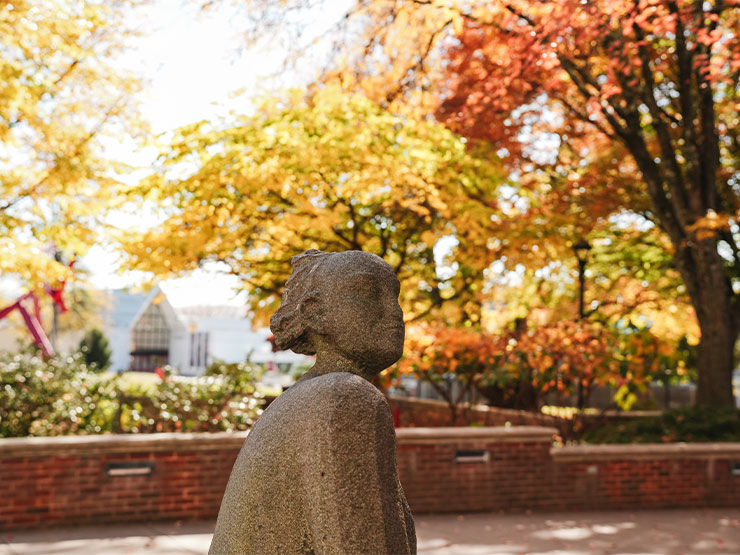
[0,292,55,356]
[0,257,74,357]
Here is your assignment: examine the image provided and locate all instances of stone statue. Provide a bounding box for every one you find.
[209,249,416,555]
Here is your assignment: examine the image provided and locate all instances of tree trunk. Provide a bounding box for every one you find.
[427,379,459,425]
[663,375,671,409]
[675,239,738,407]
[695,315,736,406]
[447,401,459,426]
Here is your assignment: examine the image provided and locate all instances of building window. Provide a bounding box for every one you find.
[190,331,209,369]
[130,303,170,372]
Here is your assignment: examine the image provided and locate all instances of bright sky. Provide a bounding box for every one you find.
[84,0,340,306]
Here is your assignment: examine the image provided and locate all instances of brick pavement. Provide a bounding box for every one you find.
[2,508,739,554]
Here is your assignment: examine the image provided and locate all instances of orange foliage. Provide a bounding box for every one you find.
[398,320,679,412]
[433,0,740,406]
[400,324,498,381]
[397,324,499,422]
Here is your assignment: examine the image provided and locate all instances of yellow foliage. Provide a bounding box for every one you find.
[122,86,504,324]
[0,0,146,289]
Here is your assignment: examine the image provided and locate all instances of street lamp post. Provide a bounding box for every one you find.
[572,238,591,409]
[572,238,592,321]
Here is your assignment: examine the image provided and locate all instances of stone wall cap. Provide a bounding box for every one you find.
[591,410,662,418]
[386,396,661,424]
[396,426,557,444]
[552,442,740,461]
[0,431,249,459]
[0,425,560,458]
[387,395,492,413]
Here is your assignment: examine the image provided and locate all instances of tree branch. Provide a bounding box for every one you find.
[630,12,692,218]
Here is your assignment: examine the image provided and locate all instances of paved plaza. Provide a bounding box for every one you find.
[2,508,739,554]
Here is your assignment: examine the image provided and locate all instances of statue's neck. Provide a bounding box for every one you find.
[298,350,370,382]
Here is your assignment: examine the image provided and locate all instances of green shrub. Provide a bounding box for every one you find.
[582,405,740,444]
[78,328,112,371]
[111,362,265,434]
[0,352,265,437]
[0,351,97,437]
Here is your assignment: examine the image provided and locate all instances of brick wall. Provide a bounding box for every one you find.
[0,433,244,531]
[396,427,555,513]
[396,429,740,514]
[547,444,740,511]
[2,429,739,531]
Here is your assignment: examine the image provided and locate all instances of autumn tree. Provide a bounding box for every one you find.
[399,324,499,423]
[0,0,146,290]
[484,226,698,347]
[402,319,681,415]
[490,320,680,410]
[433,0,740,407]
[223,0,740,406]
[123,87,504,323]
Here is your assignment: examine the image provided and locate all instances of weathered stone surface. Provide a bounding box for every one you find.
[209,250,416,554]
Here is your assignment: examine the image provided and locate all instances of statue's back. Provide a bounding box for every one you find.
[209,372,416,555]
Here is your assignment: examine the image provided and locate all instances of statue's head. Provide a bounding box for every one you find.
[270,249,405,379]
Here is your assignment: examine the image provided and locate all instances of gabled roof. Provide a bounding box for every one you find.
[103,287,251,332]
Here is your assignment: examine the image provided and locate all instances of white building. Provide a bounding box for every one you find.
[101,286,308,375]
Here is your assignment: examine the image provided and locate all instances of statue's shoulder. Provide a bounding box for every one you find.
[297,372,389,414]
[262,372,391,437]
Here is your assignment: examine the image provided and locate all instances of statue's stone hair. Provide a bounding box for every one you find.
[269,249,335,355]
